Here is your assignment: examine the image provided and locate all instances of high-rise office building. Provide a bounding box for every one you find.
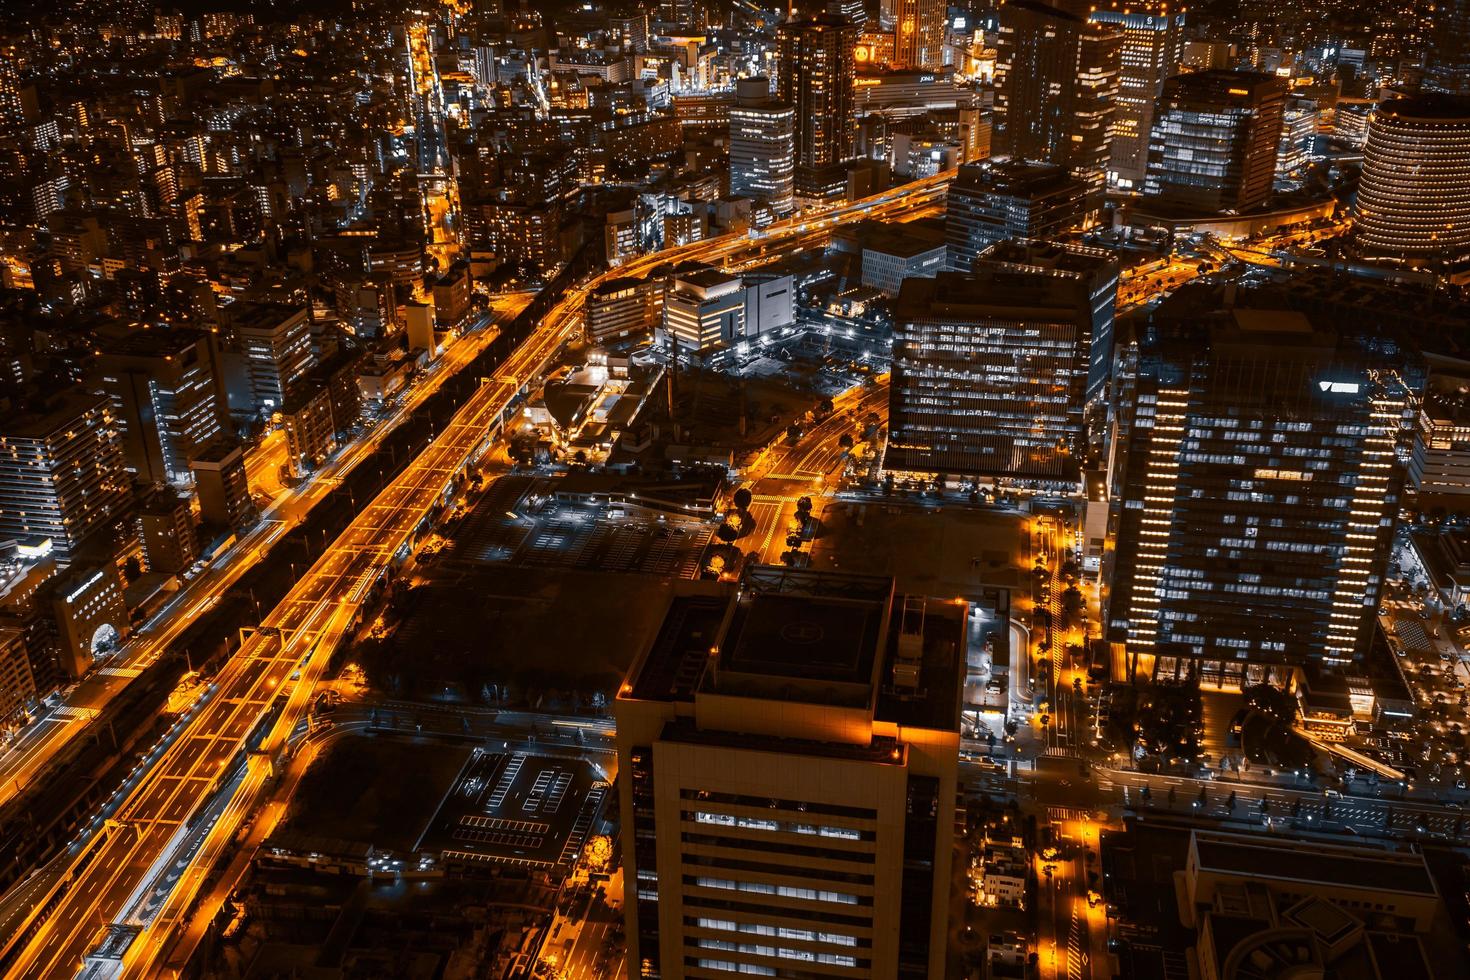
[777,13,858,203]
[994,0,1122,197]
[1088,4,1186,191]
[944,161,1087,271]
[892,0,946,70]
[614,566,962,980]
[885,259,1114,482]
[227,303,314,417]
[98,329,229,487]
[1352,94,1470,267]
[1107,298,1414,677]
[1425,0,1470,96]
[728,77,796,216]
[0,389,131,560]
[1142,70,1287,214]
[975,240,1121,406]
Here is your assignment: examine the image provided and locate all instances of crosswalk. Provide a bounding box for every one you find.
[1392,616,1434,653]
[1066,908,1084,980]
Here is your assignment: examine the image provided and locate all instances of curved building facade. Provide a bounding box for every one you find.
[1353,95,1470,264]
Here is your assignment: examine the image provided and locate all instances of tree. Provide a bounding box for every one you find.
[796,496,813,515]
[716,523,739,544]
[838,433,854,449]
[1243,683,1297,722]
[1061,587,1085,626]
[733,487,753,511]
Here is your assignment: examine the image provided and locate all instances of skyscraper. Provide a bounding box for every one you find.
[944,161,1087,272]
[1107,296,1413,677]
[1352,94,1470,267]
[1142,70,1287,214]
[1088,4,1186,191]
[994,0,1122,197]
[614,566,962,980]
[0,389,131,560]
[1425,0,1470,96]
[892,0,946,70]
[885,255,1116,482]
[728,77,796,216]
[98,329,229,487]
[777,13,858,204]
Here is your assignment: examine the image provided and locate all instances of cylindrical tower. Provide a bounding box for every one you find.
[1353,94,1470,264]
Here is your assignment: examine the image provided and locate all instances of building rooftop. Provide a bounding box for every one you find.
[660,716,906,765]
[188,438,245,466]
[0,387,108,441]
[624,567,964,732]
[721,592,884,685]
[673,266,742,295]
[226,301,307,334]
[834,218,947,258]
[875,596,965,732]
[98,326,209,359]
[897,269,1092,321]
[703,566,892,707]
[1190,830,1437,897]
[976,240,1118,280]
[952,160,1085,198]
[1377,93,1470,123]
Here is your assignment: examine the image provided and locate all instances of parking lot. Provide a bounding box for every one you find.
[453,476,714,578]
[420,750,608,871]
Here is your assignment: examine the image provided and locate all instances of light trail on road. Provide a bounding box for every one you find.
[12,173,960,978]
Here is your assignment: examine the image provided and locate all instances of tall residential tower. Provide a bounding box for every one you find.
[777,13,859,204]
[994,0,1122,200]
[728,77,796,216]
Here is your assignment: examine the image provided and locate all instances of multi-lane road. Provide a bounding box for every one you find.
[5,173,961,977]
[0,295,530,824]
